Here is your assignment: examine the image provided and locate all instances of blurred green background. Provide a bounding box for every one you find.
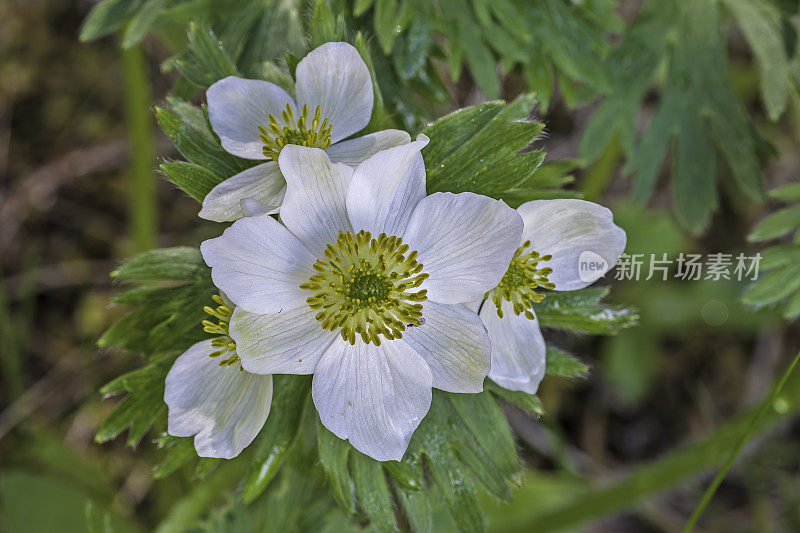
[1,0,799,531]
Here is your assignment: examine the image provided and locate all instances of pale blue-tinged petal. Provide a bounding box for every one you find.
[198,161,285,222]
[230,306,337,375]
[518,199,627,291]
[165,339,273,459]
[346,134,429,237]
[403,301,490,393]
[401,192,523,304]
[295,42,373,143]
[207,76,296,159]
[312,337,432,461]
[326,129,412,167]
[480,301,546,394]
[277,145,353,257]
[200,214,316,314]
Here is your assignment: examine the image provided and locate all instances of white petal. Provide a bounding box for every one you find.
[518,199,627,291]
[200,214,316,314]
[277,145,354,257]
[326,129,412,167]
[403,301,490,393]
[207,76,296,159]
[230,306,337,375]
[312,338,432,461]
[345,134,429,237]
[198,162,286,222]
[165,340,273,459]
[480,301,546,394]
[402,192,523,304]
[240,198,272,217]
[295,42,373,143]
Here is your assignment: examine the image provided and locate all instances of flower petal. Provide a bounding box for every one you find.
[230,306,337,375]
[312,337,432,461]
[278,145,354,257]
[480,301,546,394]
[346,134,429,237]
[207,76,296,159]
[295,42,373,143]
[402,192,523,304]
[518,199,627,291]
[326,129,412,167]
[403,301,490,393]
[198,162,286,222]
[200,214,316,314]
[165,339,273,459]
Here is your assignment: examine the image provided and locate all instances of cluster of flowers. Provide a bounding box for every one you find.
[165,43,627,462]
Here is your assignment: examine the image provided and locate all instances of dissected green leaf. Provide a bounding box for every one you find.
[317,422,355,513]
[422,97,550,198]
[748,205,800,242]
[535,288,638,335]
[111,247,208,281]
[352,452,396,532]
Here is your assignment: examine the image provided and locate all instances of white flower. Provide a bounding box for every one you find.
[200,41,411,222]
[479,199,627,394]
[200,137,523,461]
[164,296,273,459]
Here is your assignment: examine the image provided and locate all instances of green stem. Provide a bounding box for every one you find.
[682,349,800,532]
[121,44,157,252]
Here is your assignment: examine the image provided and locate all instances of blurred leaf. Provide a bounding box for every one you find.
[748,205,800,242]
[80,0,145,42]
[122,0,165,48]
[545,347,589,378]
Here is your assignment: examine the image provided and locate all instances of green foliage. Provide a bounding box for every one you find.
[534,288,638,335]
[96,247,216,445]
[743,184,800,320]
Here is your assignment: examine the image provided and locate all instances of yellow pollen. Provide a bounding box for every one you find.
[259,103,332,159]
[300,230,429,345]
[484,241,555,319]
[201,294,241,368]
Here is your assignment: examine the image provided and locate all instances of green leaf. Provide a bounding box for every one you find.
[769,183,800,202]
[742,262,800,306]
[160,162,223,202]
[169,24,240,89]
[153,436,196,479]
[317,421,355,513]
[111,247,208,281]
[422,96,548,197]
[721,0,791,120]
[155,104,251,180]
[242,375,311,502]
[748,205,800,242]
[95,357,173,445]
[374,0,400,54]
[486,381,544,417]
[121,0,164,48]
[352,452,396,532]
[545,347,589,377]
[534,288,638,335]
[80,0,145,42]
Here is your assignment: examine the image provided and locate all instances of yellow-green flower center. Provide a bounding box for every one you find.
[300,231,428,345]
[201,295,240,367]
[485,241,554,319]
[259,103,332,159]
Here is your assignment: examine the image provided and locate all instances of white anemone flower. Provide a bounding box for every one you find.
[478,199,627,394]
[164,295,273,459]
[200,136,524,461]
[200,41,412,222]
